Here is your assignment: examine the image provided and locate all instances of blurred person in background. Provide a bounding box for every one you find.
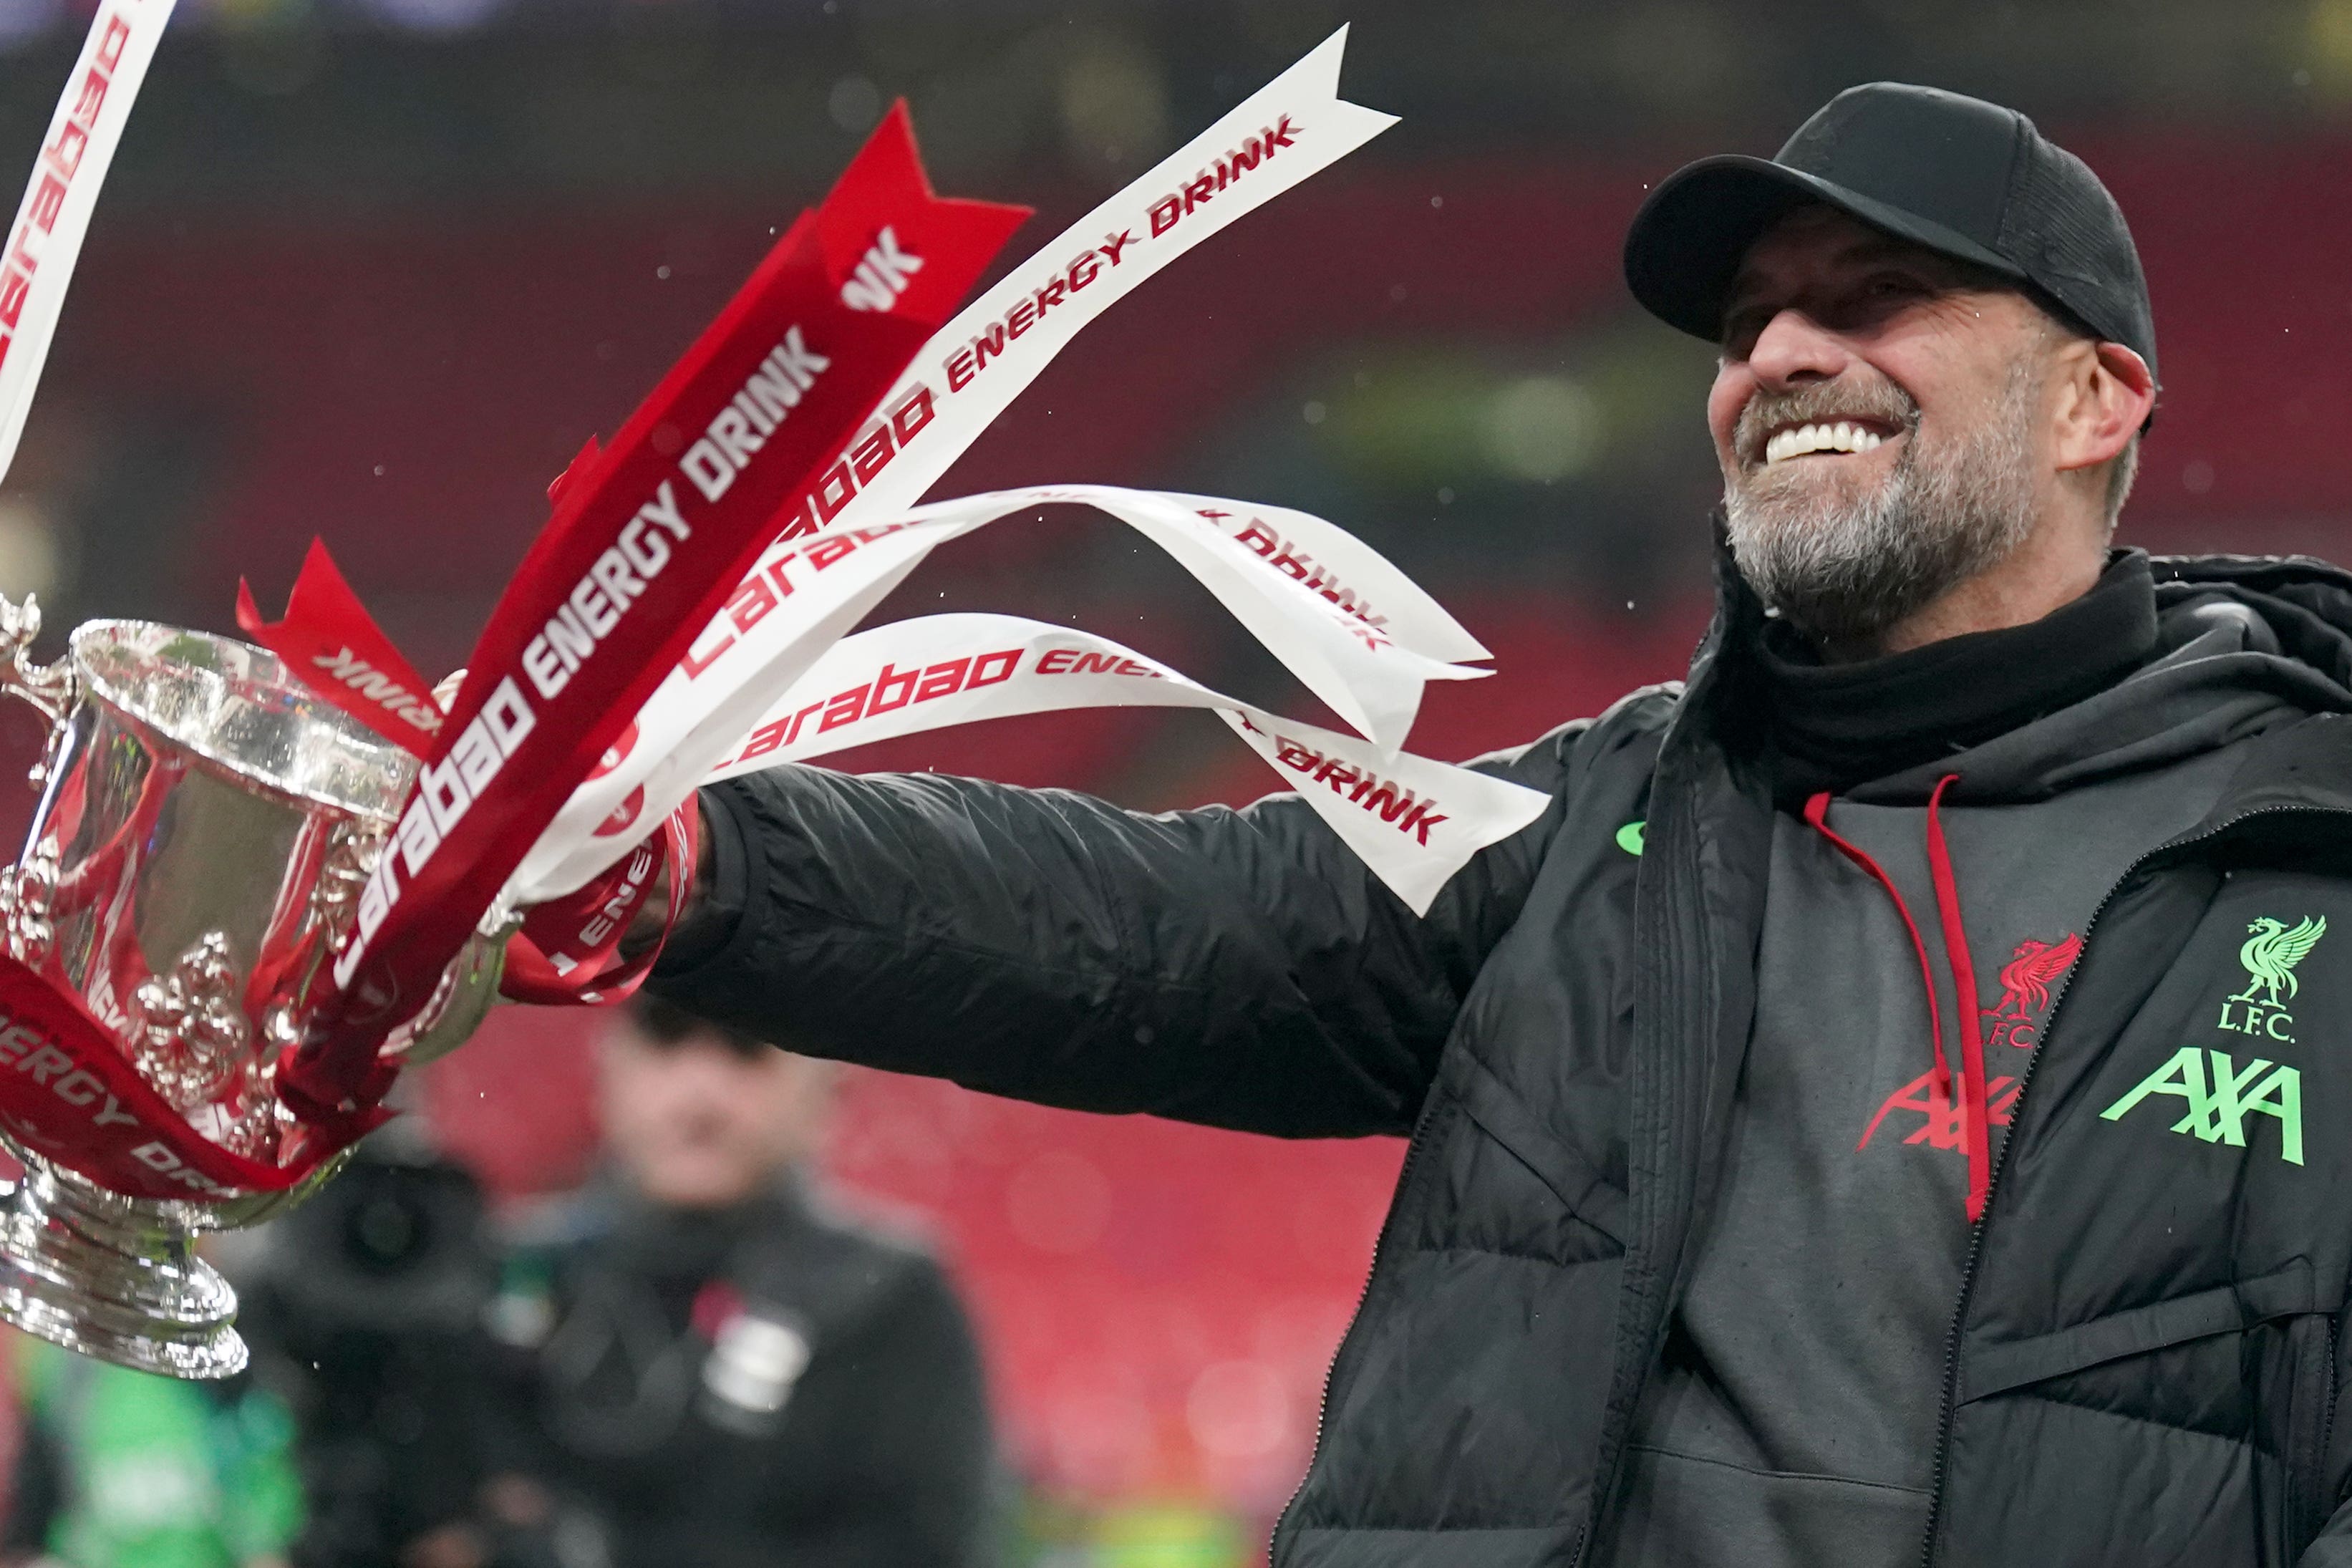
[475,994,997,1568]
[623,81,2352,1567]
[0,1334,302,1568]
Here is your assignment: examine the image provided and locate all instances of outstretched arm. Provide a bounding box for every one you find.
[647,729,1580,1139]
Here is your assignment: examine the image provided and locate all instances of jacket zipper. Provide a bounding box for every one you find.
[2315,1337,2342,1541]
[1917,803,2348,1567]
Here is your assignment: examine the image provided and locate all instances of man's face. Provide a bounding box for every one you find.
[1707,205,2061,651]
[597,1025,834,1210]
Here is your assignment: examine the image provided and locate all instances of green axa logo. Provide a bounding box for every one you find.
[2100,1048,2305,1166]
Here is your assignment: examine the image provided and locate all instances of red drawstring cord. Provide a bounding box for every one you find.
[1803,792,1952,1100]
[1922,775,1992,1221]
[1804,778,1993,1221]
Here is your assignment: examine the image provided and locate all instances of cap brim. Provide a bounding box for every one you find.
[1622,155,2028,345]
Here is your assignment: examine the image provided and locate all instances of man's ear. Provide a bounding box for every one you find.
[2053,340,2156,476]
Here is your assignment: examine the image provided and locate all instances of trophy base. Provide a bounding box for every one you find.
[0,1157,243,1379]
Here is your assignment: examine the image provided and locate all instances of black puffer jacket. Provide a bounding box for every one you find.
[657,553,2352,1567]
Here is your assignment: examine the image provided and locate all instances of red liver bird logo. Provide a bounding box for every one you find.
[1986,933,2083,1050]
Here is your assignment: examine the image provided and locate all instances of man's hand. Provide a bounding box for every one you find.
[621,796,712,957]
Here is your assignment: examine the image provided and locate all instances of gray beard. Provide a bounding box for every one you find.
[1724,369,2039,653]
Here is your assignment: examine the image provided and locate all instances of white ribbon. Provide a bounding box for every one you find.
[506,484,1493,906]
[703,612,1548,916]
[0,0,178,487]
[823,26,1395,528]
[1158,491,1491,665]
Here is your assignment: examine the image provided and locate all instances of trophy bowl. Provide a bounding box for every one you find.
[0,596,503,1378]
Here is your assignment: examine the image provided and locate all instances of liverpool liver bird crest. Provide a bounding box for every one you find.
[1995,934,2084,1020]
[2232,916,2327,1010]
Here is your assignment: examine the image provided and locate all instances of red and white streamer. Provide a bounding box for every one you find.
[707,612,1547,914]
[508,484,1498,909]
[0,0,176,487]
[545,30,1399,883]
[275,106,1030,1119]
[786,28,1395,536]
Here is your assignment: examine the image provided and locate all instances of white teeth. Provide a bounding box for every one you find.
[1762,421,1887,464]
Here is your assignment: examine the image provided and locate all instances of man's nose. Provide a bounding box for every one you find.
[1746,308,1850,389]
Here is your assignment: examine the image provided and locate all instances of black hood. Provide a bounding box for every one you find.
[2147,552,2352,682]
[1889,555,2352,805]
[1717,548,2352,808]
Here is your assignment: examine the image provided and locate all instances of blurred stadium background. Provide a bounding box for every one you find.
[0,0,2348,1560]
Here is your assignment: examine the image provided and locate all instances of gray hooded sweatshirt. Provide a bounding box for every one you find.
[1605,553,2352,1564]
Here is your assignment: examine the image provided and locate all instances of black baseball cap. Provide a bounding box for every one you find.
[1623,82,2157,387]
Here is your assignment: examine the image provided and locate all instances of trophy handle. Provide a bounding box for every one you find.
[384,912,515,1068]
[0,594,76,969]
[0,592,79,745]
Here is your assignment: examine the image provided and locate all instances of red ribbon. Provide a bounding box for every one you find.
[237,538,442,758]
[500,802,695,1006]
[281,104,1027,1118]
[0,953,351,1197]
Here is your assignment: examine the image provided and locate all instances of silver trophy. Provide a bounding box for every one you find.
[0,595,504,1378]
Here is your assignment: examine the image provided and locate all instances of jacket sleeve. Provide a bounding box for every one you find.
[651,723,1593,1138]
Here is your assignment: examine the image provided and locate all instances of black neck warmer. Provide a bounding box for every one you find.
[1761,551,2159,803]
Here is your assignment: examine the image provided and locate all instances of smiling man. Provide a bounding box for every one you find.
[1708,205,2148,661]
[632,83,2352,1567]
